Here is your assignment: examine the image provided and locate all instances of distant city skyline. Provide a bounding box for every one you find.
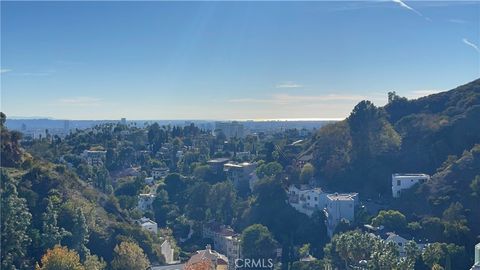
[1,1,479,120]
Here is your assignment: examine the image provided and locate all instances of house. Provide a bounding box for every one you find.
[295,154,313,168]
[472,243,480,270]
[138,217,158,234]
[161,240,176,264]
[144,176,154,185]
[325,193,358,237]
[382,232,426,257]
[392,173,430,198]
[184,245,229,270]
[287,185,328,216]
[207,158,230,173]
[203,222,241,269]
[138,193,156,211]
[152,167,169,179]
[82,150,107,166]
[224,162,257,191]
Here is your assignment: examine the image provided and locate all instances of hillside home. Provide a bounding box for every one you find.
[392,173,430,198]
[138,217,158,235]
[203,222,241,269]
[138,193,156,211]
[184,245,228,270]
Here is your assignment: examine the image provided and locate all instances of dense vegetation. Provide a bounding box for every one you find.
[1,78,479,270]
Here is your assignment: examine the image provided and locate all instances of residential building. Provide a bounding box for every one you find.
[81,150,107,166]
[152,167,169,179]
[382,232,426,257]
[325,193,358,237]
[144,176,154,185]
[138,217,158,234]
[295,153,313,168]
[472,243,480,270]
[224,162,257,191]
[203,222,241,269]
[288,185,328,216]
[184,245,229,270]
[161,240,176,264]
[215,121,245,139]
[207,158,230,173]
[392,173,430,198]
[138,193,156,211]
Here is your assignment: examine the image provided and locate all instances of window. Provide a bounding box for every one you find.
[314,197,318,201]
[397,180,401,186]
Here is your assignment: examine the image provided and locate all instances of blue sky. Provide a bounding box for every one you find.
[1,1,479,120]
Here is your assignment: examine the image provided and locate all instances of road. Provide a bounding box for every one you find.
[150,263,184,270]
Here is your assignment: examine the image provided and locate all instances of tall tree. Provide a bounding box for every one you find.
[71,208,89,261]
[41,197,68,250]
[1,172,32,270]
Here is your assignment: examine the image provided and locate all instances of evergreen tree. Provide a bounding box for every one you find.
[41,197,69,250]
[71,208,89,261]
[1,172,32,270]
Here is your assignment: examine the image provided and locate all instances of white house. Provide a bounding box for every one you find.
[82,150,107,166]
[287,185,328,216]
[472,243,480,270]
[138,217,158,234]
[325,193,358,237]
[144,176,154,185]
[203,222,241,269]
[138,193,156,211]
[383,232,426,257]
[392,173,430,198]
[161,240,176,264]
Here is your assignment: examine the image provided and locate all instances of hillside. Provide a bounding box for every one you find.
[309,78,480,196]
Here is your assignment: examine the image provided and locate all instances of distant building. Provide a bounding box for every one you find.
[203,222,241,269]
[138,193,155,211]
[288,185,328,216]
[325,193,358,237]
[120,118,127,125]
[144,176,154,185]
[81,150,107,166]
[295,154,313,168]
[381,232,426,257]
[392,173,430,198]
[215,121,245,139]
[472,243,480,270]
[184,245,228,270]
[207,158,230,173]
[137,217,158,234]
[161,240,176,264]
[64,120,70,131]
[152,167,169,179]
[224,162,257,191]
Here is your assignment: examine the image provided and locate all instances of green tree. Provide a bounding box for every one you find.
[256,162,283,179]
[111,241,150,270]
[241,224,278,262]
[371,210,407,232]
[471,175,480,196]
[1,172,32,270]
[71,208,89,261]
[41,197,69,250]
[299,163,314,184]
[207,181,237,225]
[83,254,106,270]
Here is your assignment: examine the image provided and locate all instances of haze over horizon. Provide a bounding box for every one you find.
[2,1,479,120]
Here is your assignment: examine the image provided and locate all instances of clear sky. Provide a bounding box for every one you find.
[1,1,479,120]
